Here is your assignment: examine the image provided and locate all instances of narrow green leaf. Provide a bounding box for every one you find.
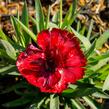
[64,103,69,109]
[8,72,20,76]
[45,6,50,29]
[97,64,109,80]
[50,94,59,109]
[80,25,86,35]
[98,70,109,81]
[21,1,30,45]
[71,99,85,109]
[72,0,77,17]
[74,88,97,97]
[67,0,78,27]
[68,13,78,27]
[0,39,16,60]
[61,4,73,28]
[68,84,78,89]
[12,35,18,42]
[16,10,20,20]
[92,91,109,99]
[90,57,109,71]
[0,29,8,41]
[27,95,44,109]
[0,64,18,75]
[62,87,97,98]
[103,74,109,91]
[85,40,96,58]
[11,16,20,39]
[0,48,9,58]
[71,27,91,50]
[30,16,37,26]
[11,16,25,47]
[14,89,36,97]
[37,97,46,108]
[28,104,37,109]
[15,18,36,42]
[61,0,78,29]
[49,22,58,28]
[21,1,28,27]
[52,11,59,24]
[96,30,109,49]
[98,64,109,74]
[64,99,77,109]
[35,0,44,32]
[77,21,81,32]
[0,29,13,43]
[29,16,37,34]
[2,97,31,107]
[94,51,109,60]
[62,89,74,95]
[28,98,47,109]
[1,82,27,94]
[83,96,98,109]
[0,65,16,74]
[87,19,94,39]
[59,0,62,27]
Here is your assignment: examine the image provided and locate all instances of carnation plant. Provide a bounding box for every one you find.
[0,0,109,108]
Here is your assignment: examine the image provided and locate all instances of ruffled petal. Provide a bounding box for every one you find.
[16,44,46,86]
[65,48,86,67]
[56,67,84,86]
[37,30,50,50]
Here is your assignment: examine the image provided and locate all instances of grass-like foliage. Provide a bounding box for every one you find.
[0,0,109,108]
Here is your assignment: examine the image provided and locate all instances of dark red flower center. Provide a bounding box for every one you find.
[45,50,57,72]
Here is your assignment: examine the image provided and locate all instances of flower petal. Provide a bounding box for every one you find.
[65,48,86,67]
[37,30,50,50]
[57,67,84,85]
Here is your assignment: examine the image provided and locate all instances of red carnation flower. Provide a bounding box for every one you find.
[16,28,86,93]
